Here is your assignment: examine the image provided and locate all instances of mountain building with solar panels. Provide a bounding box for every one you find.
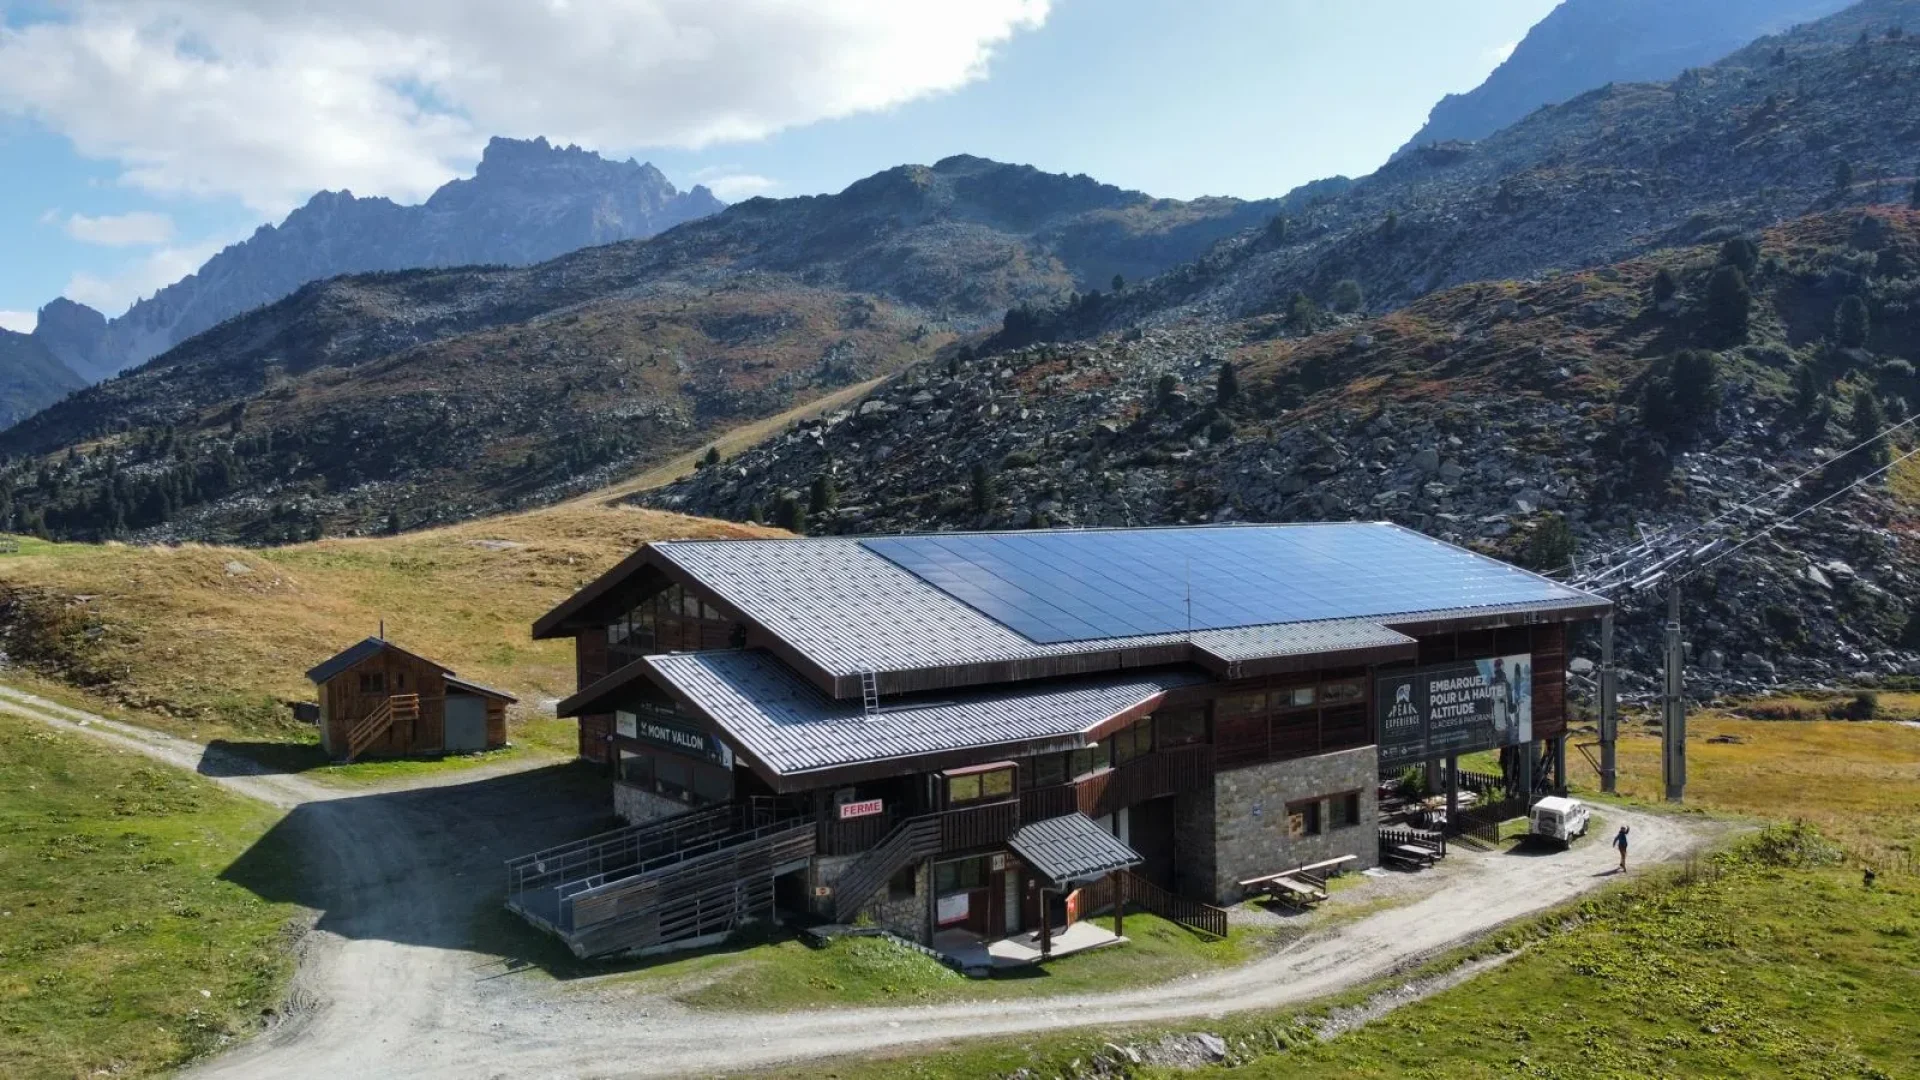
[510,524,1609,962]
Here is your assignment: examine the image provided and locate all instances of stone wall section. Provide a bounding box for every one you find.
[1209,745,1379,903]
[613,780,692,825]
[809,854,931,943]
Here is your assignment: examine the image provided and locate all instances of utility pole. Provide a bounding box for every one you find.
[1598,612,1617,794]
[1661,583,1687,802]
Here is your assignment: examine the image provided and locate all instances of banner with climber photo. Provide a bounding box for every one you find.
[1375,654,1533,768]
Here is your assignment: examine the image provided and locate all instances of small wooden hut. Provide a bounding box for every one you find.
[305,637,515,761]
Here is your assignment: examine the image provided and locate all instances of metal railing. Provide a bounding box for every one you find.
[505,804,736,900]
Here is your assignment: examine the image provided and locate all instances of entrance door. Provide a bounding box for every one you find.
[445,695,487,752]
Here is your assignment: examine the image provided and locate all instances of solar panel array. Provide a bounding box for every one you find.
[861,524,1589,645]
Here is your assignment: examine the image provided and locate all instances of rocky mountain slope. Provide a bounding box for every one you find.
[1396,0,1854,157]
[1012,0,1920,344]
[0,329,83,430]
[652,208,1920,689]
[0,157,1279,542]
[35,137,725,382]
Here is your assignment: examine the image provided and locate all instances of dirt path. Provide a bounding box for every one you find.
[2,684,1723,1079]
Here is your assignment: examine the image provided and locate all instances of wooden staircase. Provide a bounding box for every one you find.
[344,693,420,761]
[833,815,941,924]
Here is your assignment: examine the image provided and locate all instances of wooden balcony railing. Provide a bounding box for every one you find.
[816,808,899,856]
[1019,744,1213,825]
[940,798,1020,851]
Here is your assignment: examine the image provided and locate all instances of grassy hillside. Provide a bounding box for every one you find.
[0,503,777,745]
[803,717,1920,1079]
[0,715,300,1079]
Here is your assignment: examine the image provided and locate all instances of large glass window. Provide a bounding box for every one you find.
[944,764,1015,806]
[1026,753,1067,788]
[1154,707,1207,747]
[934,856,989,895]
[1215,691,1267,722]
[1068,741,1110,778]
[1111,716,1154,765]
[1273,685,1317,712]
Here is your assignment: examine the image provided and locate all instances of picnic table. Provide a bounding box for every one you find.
[1237,856,1356,909]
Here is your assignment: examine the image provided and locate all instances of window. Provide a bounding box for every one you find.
[1287,799,1322,838]
[1215,691,1267,722]
[887,865,917,901]
[1111,716,1154,765]
[934,856,988,895]
[1320,680,1364,706]
[1330,791,1362,829]
[1155,707,1207,747]
[619,748,654,785]
[1067,741,1110,779]
[1026,753,1067,788]
[1273,685,1316,711]
[944,764,1015,806]
[357,672,385,694]
[393,672,406,690]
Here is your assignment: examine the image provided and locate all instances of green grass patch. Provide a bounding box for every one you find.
[0,715,302,1079]
[801,827,1919,1079]
[541,913,1275,1010]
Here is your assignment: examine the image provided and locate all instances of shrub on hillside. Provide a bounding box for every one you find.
[1719,235,1760,276]
[1331,278,1365,314]
[1704,266,1752,345]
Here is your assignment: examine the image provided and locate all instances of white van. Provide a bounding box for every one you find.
[1528,796,1591,848]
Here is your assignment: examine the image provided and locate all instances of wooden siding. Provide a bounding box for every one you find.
[319,647,447,759]
[576,628,614,764]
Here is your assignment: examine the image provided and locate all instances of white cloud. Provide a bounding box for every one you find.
[0,1,1050,215]
[63,210,177,246]
[1488,40,1519,65]
[0,310,36,334]
[694,169,779,201]
[61,228,247,316]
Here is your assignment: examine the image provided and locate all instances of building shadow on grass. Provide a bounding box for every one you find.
[218,760,619,967]
[199,739,333,777]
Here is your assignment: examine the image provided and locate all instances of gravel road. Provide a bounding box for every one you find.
[2,683,1723,1079]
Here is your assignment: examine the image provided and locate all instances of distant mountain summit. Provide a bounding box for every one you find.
[1395,0,1855,157]
[41,137,724,383]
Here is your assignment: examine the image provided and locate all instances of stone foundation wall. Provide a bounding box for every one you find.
[612,780,691,825]
[1210,745,1379,903]
[809,854,930,943]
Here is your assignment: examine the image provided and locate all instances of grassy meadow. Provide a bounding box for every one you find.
[0,715,300,1079]
[0,503,776,754]
[798,713,1920,1080]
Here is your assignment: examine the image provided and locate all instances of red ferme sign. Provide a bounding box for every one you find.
[838,798,884,820]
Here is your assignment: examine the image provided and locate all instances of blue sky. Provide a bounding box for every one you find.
[0,0,1558,331]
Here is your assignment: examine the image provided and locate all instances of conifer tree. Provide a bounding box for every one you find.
[1215,361,1240,406]
[1704,265,1752,344]
[1835,295,1871,349]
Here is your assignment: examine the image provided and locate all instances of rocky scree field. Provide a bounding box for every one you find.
[653,208,1920,695]
[1003,0,1920,344]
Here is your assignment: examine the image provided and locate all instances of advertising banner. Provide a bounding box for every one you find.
[1375,653,1532,768]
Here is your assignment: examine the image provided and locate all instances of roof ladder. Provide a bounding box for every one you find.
[859,670,880,717]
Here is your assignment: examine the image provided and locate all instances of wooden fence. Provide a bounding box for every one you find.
[1081,869,1229,939]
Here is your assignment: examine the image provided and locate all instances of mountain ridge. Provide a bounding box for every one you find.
[35,136,725,383]
[1395,0,1856,157]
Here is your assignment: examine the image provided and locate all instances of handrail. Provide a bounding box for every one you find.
[1083,869,1227,939]
[833,815,941,923]
[505,804,736,897]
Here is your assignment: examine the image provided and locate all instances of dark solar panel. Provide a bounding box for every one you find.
[861,524,1589,645]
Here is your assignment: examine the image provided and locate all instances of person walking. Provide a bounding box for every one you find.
[1613,825,1630,872]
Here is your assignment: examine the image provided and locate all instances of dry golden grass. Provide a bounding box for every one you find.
[0,503,780,742]
[1607,711,1920,862]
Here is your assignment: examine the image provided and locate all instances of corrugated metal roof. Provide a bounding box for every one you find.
[1190,620,1417,664]
[643,650,1204,775]
[1010,813,1143,886]
[445,674,518,703]
[651,526,1604,687]
[304,637,454,685]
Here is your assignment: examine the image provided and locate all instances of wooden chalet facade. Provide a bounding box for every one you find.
[517,525,1608,960]
[306,638,515,761]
